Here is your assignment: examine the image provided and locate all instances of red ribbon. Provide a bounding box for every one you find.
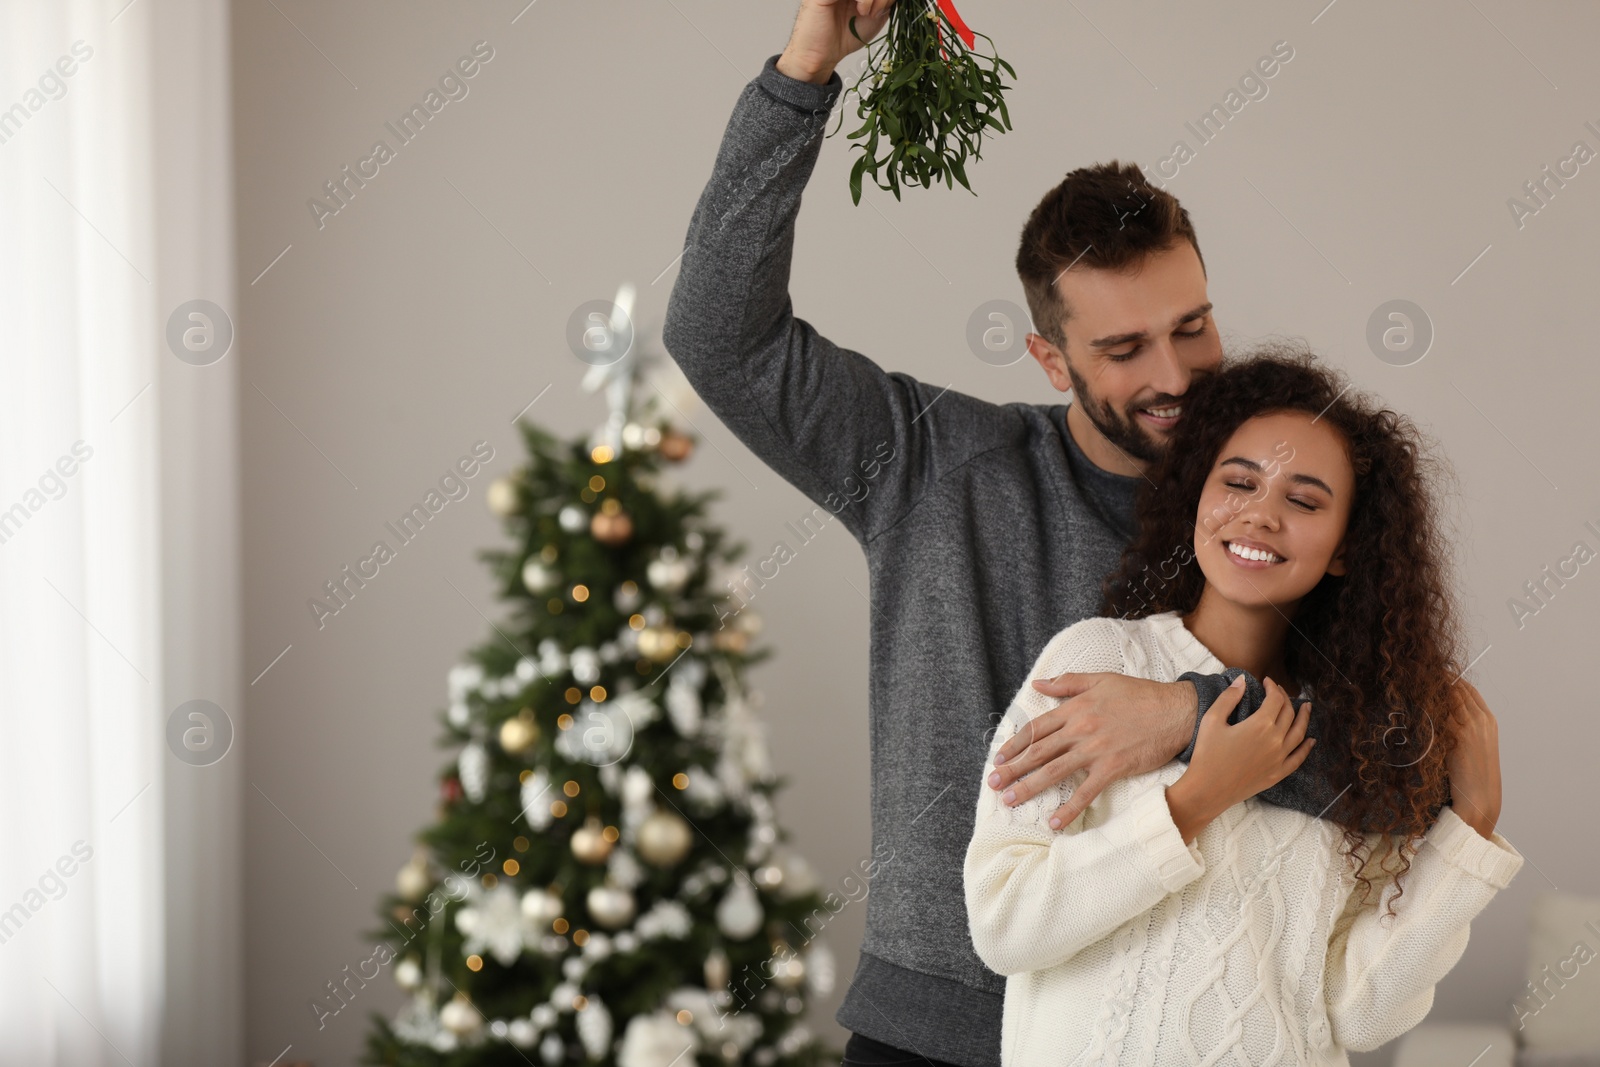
[934,0,976,58]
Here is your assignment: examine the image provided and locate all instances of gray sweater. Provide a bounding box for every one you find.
[663,53,1335,1067]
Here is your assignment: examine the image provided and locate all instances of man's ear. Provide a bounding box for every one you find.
[1326,538,1348,577]
[1025,333,1072,393]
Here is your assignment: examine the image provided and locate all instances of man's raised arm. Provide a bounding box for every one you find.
[662,2,995,544]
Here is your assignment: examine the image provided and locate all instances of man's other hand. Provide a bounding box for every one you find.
[988,673,1232,830]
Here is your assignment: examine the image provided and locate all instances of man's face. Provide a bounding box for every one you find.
[1026,241,1222,465]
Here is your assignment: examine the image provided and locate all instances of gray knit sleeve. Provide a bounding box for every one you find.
[1177,668,1346,820]
[661,56,1005,545]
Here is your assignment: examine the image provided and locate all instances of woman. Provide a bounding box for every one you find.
[963,345,1521,1065]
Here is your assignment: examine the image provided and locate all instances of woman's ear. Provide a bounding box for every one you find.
[1326,538,1348,577]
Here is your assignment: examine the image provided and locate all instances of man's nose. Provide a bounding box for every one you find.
[1147,338,1192,397]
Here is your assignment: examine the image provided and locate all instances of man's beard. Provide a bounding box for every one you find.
[1066,361,1167,465]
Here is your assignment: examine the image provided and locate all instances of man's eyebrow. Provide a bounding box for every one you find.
[1088,302,1214,349]
[1220,455,1335,496]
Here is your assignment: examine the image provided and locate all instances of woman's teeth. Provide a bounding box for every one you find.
[1226,541,1283,563]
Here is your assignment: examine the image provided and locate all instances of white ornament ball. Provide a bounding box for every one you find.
[486,477,520,517]
[778,852,819,898]
[586,884,637,929]
[394,957,422,990]
[646,548,691,594]
[619,1011,700,1067]
[607,847,644,891]
[521,888,564,926]
[614,583,642,612]
[569,647,601,685]
[508,1017,537,1047]
[521,559,556,594]
[715,878,764,941]
[439,994,483,1035]
[539,638,568,677]
[540,1032,564,1065]
[558,505,587,533]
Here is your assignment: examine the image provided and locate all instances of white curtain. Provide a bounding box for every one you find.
[0,1,241,1065]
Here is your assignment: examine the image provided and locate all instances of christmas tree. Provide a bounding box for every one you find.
[361,287,841,1067]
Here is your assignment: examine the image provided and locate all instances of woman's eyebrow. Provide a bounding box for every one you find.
[1219,456,1335,497]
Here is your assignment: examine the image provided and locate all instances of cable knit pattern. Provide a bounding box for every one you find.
[963,613,1524,1066]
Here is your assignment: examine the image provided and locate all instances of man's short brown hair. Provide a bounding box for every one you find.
[1015,162,1205,352]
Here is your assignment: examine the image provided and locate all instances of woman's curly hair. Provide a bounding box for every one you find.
[1101,340,1464,916]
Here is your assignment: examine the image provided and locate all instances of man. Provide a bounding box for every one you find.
[662,2,1330,1064]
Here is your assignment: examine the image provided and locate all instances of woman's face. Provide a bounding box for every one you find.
[1192,410,1355,610]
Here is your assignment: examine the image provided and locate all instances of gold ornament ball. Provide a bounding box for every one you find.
[712,629,749,654]
[753,864,785,892]
[486,477,520,517]
[395,848,431,901]
[570,816,614,865]
[636,624,683,662]
[637,809,693,867]
[658,429,695,462]
[704,946,731,990]
[498,712,539,755]
[590,499,633,546]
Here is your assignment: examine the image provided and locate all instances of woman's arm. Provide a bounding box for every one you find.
[1325,681,1519,1051]
[963,618,1209,976]
[1322,807,1523,1051]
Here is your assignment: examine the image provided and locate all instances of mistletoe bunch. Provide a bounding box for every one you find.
[831,0,1016,204]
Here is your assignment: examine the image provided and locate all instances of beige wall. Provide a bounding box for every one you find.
[232,1,1599,1063]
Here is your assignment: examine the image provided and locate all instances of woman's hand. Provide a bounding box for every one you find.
[1445,680,1502,839]
[1167,677,1313,842]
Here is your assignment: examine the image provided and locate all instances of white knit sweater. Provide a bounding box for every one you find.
[963,612,1524,1066]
